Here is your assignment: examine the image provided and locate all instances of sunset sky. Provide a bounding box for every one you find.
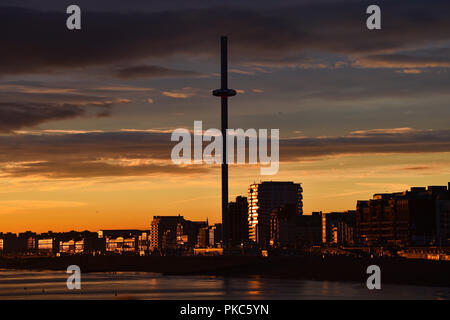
[1,0,449,232]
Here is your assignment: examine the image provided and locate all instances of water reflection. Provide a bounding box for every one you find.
[0,269,448,300]
[247,279,262,296]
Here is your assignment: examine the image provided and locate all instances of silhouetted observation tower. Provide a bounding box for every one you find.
[212,36,236,250]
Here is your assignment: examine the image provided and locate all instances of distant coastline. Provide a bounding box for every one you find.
[1,255,449,288]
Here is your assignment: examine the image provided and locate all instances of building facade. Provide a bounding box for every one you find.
[228,196,249,246]
[209,223,223,248]
[322,211,356,245]
[98,229,143,254]
[356,183,450,246]
[270,205,321,248]
[0,233,29,254]
[38,238,59,255]
[248,181,303,247]
[149,215,185,251]
[176,220,208,249]
[197,226,210,248]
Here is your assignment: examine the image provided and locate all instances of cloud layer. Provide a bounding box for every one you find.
[0,128,449,178]
[115,65,201,79]
[0,1,449,178]
[0,99,128,133]
[1,1,449,75]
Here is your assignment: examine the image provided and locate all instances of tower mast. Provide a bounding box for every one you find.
[213,36,236,250]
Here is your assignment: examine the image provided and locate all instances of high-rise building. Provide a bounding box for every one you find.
[149,215,184,251]
[295,211,322,245]
[248,181,303,246]
[322,211,356,245]
[197,226,210,248]
[138,232,149,256]
[209,223,223,248]
[270,205,321,248]
[356,183,450,246]
[18,231,37,254]
[269,205,297,247]
[176,220,208,248]
[228,196,249,246]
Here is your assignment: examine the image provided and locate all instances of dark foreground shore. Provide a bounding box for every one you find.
[1,255,449,287]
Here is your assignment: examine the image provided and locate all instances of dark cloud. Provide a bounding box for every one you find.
[280,129,450,161]
[1,1,449,75]
[354,48,450,68]
[0,131,171,163]
[0,128,449,178]
[0,131,206,178]
[0,101,115,133]
[0,0,341,13]
[3,160,208,179]
[401,166,432,171]
[115,65,202,79]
